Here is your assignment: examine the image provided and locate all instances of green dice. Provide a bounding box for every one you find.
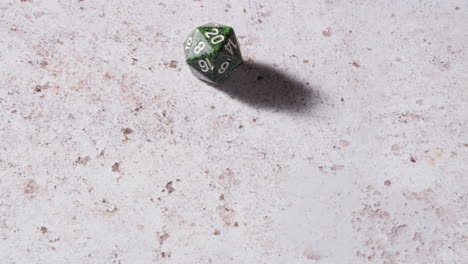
[184,23,243,83]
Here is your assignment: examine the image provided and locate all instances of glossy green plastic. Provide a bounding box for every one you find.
[184,23,243,83]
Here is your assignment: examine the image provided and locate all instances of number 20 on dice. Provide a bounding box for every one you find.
[185,28,238,55]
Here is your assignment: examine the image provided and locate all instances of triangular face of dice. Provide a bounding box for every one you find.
[186,54,226,83]
[196,25,232,54]
[210,53,244,82]
[188,65,215,83]
[216,54,244,81]
[184,29,214,59]
[185,51,216,78]
[219,29,242,59]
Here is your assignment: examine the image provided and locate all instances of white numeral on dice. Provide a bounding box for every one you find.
[185,37,192,50]
[198,58,214,72]
[204,28,219,38]
[210,35,224,44]
[194,41,205,54]
[224,39,238,55]
[218,61,230,74]
[204,28,225,45]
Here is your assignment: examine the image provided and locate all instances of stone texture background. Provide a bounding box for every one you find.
[0,0,467,263]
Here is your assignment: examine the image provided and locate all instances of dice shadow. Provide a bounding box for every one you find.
[209,62,317,113]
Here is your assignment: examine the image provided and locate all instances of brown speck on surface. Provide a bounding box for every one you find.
[122,128,133,135]
[74,156,91,165]
[136,224,144,231]
[169,60,178,68]
[413,232,423,243]
[416,99,423,105]
[161,252,171,258]
[340,140,350,147]
[112,162,120,172]
[105,207,119,216]
[322,28,331,37]
[134,104,143,112]
[165,181,175,194]
[34,85,43,93]
[390,224,407,239]
[410,156,416,163]
[39,61,48,68]
[40,226,48,234]
[103,72,112,79]
[69,80,87,90]
[158,232,170,245]
[219,194,224,201]
[33,12,46,19]
[122,127,133,141]
[213,229,221,235]
[331,164,344,171]
[260,10,272,17]
[352,61,360,68]
[243,8,247,13]
[24,179,40,194]
[217,168,239,190]
[435,206,449,218]
[303,249,322,260]
[303,59,309,63]
[216,205,235,225]
[317,165,325,172]
[403,188,433,201]
[399,112,424,122]
[210,106,216,110]
[341,97,344,102]
[32,83,59,94]
[384,180,392,186]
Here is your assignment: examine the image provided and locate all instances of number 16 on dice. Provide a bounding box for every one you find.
[198,58,214,72]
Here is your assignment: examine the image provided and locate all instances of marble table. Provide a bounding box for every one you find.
[0,1,467,263]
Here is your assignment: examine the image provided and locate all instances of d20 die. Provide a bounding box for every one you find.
[184,23,243,83]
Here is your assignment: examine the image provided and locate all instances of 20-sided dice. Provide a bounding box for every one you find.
[184,23,243,83]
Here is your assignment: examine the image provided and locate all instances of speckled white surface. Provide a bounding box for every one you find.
[0,0,467,263]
